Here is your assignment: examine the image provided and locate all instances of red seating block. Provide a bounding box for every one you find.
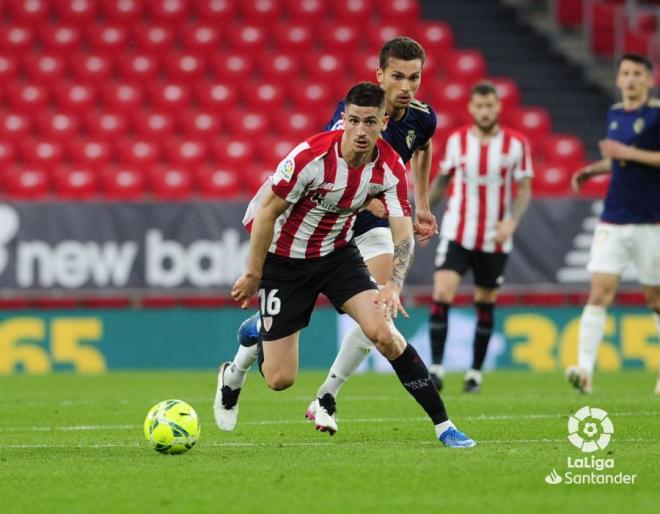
[195,164,241,198]
[226,24,269,53]
[431,80,470,116]
[243,81,285,110]
[195,80,237,110]
[292,81,334,111]
[0,141,16,165]
[24,53,66,81]
[53,165,99,199]
[70,53,114,83]
[54,0,97,23]
[54,82,96,110]
[101,81,145,112]
[490,76,521,111]
[4,165,50,199]
[41,24,82,52]
[0,111,32,140]
[210,52,254,81]
[223,109,270,138]
[134,23,175,53]
[9,0,51,23]
[103,0,144,22]
[444,49,487,84]
[164,52,207,80]
[101,165,145,199]
[180,23,222,54]
[350,52,379,81]
[0,53,19,80]
[284,0,325,25]
[84,110,129,138]
[192,0,234,22]
[257,52,300,82]
[238,0,281,23]
[149,165,193,200]
[87,24,130,53]
[0,25,35,54]
[541,134,585,166]
[37,111,79,140]
[590,2,618,56]
[414,21,454,55]
[117,138,160,168]
[132,110,177,138]
[509,107,552,147]
[7,82,50,112]
[147,0,189,23]
[179,110,221,139]
[165,138,208,166]
[379,0,419,24]
[331,0,372,23]
[624,28,652,55]
[320,23,361,53]
[532,162,572,196]
[20,139,64,168]
[273,109,319,141]
[118,53,160,81]
[68,138,113,167]
[211,136,254,168]
[150,82,191,111]
[555,0,583,28]
[305,52,345,81]
[272,23,314,55]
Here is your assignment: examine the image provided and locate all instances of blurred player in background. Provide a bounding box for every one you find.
[567,54,660,394]
[221,83,475,447]
[427,81,533,392]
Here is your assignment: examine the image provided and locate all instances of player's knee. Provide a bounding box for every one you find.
[368,325,402,359]
[433,289,455,303]
[264,370,295,391]
[588,286,615,307]
[644,290,660,313]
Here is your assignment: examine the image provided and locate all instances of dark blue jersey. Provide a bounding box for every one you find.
[325,98,437,236]
[602,99,660,224]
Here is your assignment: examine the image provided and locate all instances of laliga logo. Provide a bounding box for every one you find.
[567,406,614,453]
[0,205,19,276]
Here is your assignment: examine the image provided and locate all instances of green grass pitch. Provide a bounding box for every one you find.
[1,370,658,514]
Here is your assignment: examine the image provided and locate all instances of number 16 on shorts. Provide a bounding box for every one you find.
[258,288,281,332]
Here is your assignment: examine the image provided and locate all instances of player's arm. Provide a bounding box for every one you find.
[599,138,660,168]
[494,177,532,244]
[410,139,438,240]
[571,157,612,192]
[377,216,415,319]
[232,190,290,308]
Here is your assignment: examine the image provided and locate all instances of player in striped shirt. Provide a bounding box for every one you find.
[217,83,475,448]
[427,81,533,392]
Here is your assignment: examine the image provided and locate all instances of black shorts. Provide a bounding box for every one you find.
[434,239,508,289]
[258,242,378,341]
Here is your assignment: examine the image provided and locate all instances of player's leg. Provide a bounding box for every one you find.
[642,286,660,394]
[429,239,468,389]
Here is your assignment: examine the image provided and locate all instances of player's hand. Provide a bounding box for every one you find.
[571,166,592,192]
[598,139,632,160]
[375,281,409,319]
[365,198,388,218]
[231,273,260,309]
[413,208,438,244]
[494,218,517,244]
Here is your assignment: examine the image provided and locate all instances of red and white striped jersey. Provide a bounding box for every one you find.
[440,126,533,253]
[243,130,411,259]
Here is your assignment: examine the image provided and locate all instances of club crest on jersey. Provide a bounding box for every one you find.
[609,120,618,131]
[277,158,295,181]
[406,130,416,149]
[633,118,645,134]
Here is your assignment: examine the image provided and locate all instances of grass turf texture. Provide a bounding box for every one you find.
[0,370,658,514]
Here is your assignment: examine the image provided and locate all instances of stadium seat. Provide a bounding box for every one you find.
[238,0,281,23]
[509,107,552,148]
[292,81,334,112]
[52,165,99,199]
[320,23,361,53]
[330,0,372,24]
[623,28,652,55]
[54,0,97,23]
[103,0,144,23]
[179,110,221,139]
[68,138,113,167]
[133,24,175,53]
[37,111,79,140]
[54,82,97,111]
[132,110,177,138]
[555,0,583,28]
[366,23,406,52]
[257,52,301,82]
[116,138,160,168]
[244,163,274,195]
[444,49,487,84]
[349,52,379,82]
[9,0,51,23]
[211,137,255,168]
[6,82,50,112]
[243,81,285,110]
[223,109,270,138]
[305,52,346,82]
[195,164,241,198]
[101,78,136,112]
[195,80,238,111]
[541,134,585,166]
[0,141,16,165]
[284,0,326,25]
[164,52,207,81]
[20,139,64,168]
[180,24,222,54]
[430,80,470,116]
[273,109,319,140]
[272,23,314,55]
[149,165,193,200]
[414,21,454,55]
[40,24,82,52]
[84,110,129,138]
[150,82,191,111]
[226,24,269,54]
[87,24,130,53]
[0,53,19,80]
[0,25,35,54]
[101,165,146,199]
[532,162,572,196]
[590,1,618,56]
[69,53,114,83]
[379,0,419,24]
[580,171,611,197]
[24,53,67,81]
[255,136,298,167]
[0,112,32,140]
[210,52,255,81]
[4,165,50,199]
[147,0,189,23]
[166,138,208,166]
[490,76,521,112]
[432,110,458,152]
[192,0,235,22]
[117,53,160,81]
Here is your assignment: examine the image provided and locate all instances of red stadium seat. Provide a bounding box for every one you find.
[195,164,241,198]
[68,138,113,167]
[179,110,221,139]
[431,80,470,116]
[350,52,379,81]
[291,80,334,111]
[243,81,285,110]
[211,136,255,168]
[255,136,298,166]
[37,111,79,140]
[116,138,160,168]
[555,0,583,28]
[87,24,130,53]
[101,82,145,112]
[244,163,273,195]
[257,52,300,82]
[444,49,487,84]
[149,165,193,200]
[0,25,35,53]
[84,110,129,138]
[210,51,255,81]
[0,53,19,80]
[20,139,64,168]
[0,112,32,140]
[532,162,572,196]
[54,0,97,23]
[133,24,175,53]
[150,82,191,111]
[54,82,96,111]
[117,53,160,81]
[366,23,405,52]
[226,24,269,54]
[52,165,99,199]
[0,141,16,165]
[432,110,458,151]
[9,0,51,23]
[40,24,82,52]
[320,23,361,53]
[541,134,585,166]
[132,110,177,138]
[284,0,326,25]
[379,0,419,24]
[24,53,66,81]
[69,53,114,83]
[101,165,145,199]
[272,23,314,55]
[192,0,235,22]
[624,28,652,55]
[164,52,207,81]
[147,0,189,23]
[6,82,50,112]
[238,0,281,23]
[490,76,521,112]
[195,80,238,110]
[273,109,319,140]
[166,138,208,166]
[4,165,50,199]
[581,172,611,197]
[223,109,270,138]
[590,1,619,56]
[103,0,144,23]
[509,107,552,147]
[414,21,454,55]
[180,23,222,54]
[331,0,372,24]
[305,52,345,82]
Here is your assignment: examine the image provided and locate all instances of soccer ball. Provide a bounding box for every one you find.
[143,399,200,455]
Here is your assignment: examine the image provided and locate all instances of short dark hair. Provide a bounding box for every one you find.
[470,80,499,98]
[379,36,426,70]
[617,53,652,71]
[345,82,385,109]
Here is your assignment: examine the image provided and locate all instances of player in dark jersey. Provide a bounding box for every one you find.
[566,54,660,394]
